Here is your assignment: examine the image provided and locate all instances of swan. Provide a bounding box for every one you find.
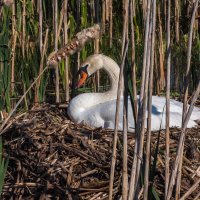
[67,54,200,131]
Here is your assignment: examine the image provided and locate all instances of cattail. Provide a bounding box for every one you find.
[3,0,13,7]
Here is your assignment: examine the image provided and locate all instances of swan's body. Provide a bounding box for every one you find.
[68,54,200,131]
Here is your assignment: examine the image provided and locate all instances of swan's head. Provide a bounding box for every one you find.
[77,54,103,88]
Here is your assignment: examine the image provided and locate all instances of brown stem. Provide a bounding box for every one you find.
[108,42,129,200]
[144,0,156,199]
[165,0,171,199]
[64,0,69,102]
[22,0,26,57]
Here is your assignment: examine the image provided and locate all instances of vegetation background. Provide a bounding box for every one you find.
[0,0,199,114]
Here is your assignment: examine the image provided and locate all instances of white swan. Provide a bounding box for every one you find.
[67,54,200,131]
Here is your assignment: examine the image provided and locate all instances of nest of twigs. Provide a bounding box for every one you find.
[1,104,200,200]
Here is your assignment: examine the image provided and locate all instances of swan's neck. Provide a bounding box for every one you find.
[102,56,120,96]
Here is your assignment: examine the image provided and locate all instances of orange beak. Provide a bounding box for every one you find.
[77,71,88,88]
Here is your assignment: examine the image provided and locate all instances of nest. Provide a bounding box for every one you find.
[1,104,200,199]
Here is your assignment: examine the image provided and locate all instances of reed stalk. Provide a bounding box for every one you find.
[144,1,156,199]
[56,1,67,45]
[64,0,69,102]
[142,0,147,22]
[175,0,199,198]
[11,0,16,94]
[39,0,42,54]
[128,2,152,199]
[158,3,165,92]
[22,0,26,57]
[165,0,171,199]
[109,0,112,47]
[175,0,180,43]
[105,0,109,23]
[135,13,152,196]
[122,57,128,200]
[164,0,167,30]
[102,0,105,32]
[121,0,129,57]
[130,0,137,122]
[129,1,152,198]
[94,0,100,92]
[54,0,59,103]
[121,2,129,198]
[108,42,128,200]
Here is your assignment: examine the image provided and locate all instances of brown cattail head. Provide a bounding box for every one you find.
[3,0,13,7]
[47,24,101,68]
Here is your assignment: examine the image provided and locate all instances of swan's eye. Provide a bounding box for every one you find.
[77,64,89,76]
[84,64,89,69]
[82,64,89,73]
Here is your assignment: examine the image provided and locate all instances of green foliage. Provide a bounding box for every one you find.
[0,0,199,110]
[0,7,11,112]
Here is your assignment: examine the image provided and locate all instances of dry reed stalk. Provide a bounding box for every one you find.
[121,2,129,197]
[164,0,167,30]
[39,0,42,54]
[158,4,165,92]
[166,81,200,200]
[128,0,151,198]
[34,29,49,105]
[165,0,171,199]
[53,0,59,103]
[11,31,17,93]
[130,0,137,122]
[56,1,67,45]
[128,136,138,200]
[175,0,180,43]
[102,0,106,32]
[142,0,147,22]
[64,0,69,102]
[175,1,199,198]
[135,0,152,182]
[121,0,129,56]
[94,0,100,92]
[11,0,16,94]
[22,0,26,57]
[122,57,128,200]
[108,42,128,200]
[135,17,152,196]
[23,81,28,110]
[105,0,109,23]
[109,0,112,47]
[179,178,200,200]
[94,38,100,92]
[144,0,156,199]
